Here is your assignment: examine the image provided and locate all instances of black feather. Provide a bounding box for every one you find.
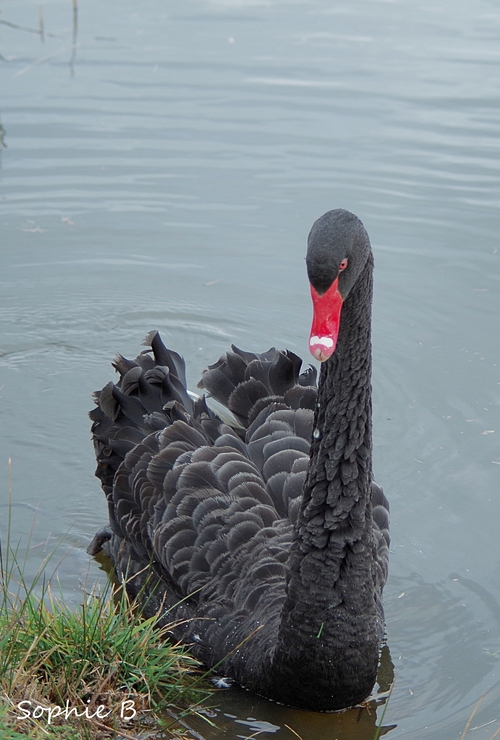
[89,208,390,713]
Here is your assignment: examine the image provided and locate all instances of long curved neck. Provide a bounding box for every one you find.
[301,253,374,551]
[269,256,378,710]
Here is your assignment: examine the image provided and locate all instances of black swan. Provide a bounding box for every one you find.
[88,208,390,712]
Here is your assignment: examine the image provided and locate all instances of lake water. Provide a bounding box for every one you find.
[1,0,500,737]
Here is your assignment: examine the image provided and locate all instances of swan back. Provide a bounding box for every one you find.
[90,335,317,668]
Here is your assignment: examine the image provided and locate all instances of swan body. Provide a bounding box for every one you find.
[88,209,390,711]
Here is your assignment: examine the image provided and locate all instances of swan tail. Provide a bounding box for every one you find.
[90,332,193,499]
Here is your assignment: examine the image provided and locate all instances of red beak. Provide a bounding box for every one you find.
[309,278,344,362]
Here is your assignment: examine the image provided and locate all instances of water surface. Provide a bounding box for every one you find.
[1,0,500,737]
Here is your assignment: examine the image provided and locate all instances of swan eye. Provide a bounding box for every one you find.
[339,259,348,272]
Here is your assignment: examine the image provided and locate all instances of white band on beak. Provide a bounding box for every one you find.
[309,336,334,349]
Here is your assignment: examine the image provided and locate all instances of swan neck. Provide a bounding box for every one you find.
[268,257,378,708]
[305,254,374,524]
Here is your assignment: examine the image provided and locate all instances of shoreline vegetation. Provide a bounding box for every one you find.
[1,497,497,740]
[0,474,214,740]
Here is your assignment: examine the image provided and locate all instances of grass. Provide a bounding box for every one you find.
[461,695,500,740]
[0,466,213,739]
[372,681,394,740]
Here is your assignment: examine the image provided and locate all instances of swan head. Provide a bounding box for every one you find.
[306,209,372,362]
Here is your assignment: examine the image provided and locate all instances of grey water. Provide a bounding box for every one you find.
[1,0,500,737]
